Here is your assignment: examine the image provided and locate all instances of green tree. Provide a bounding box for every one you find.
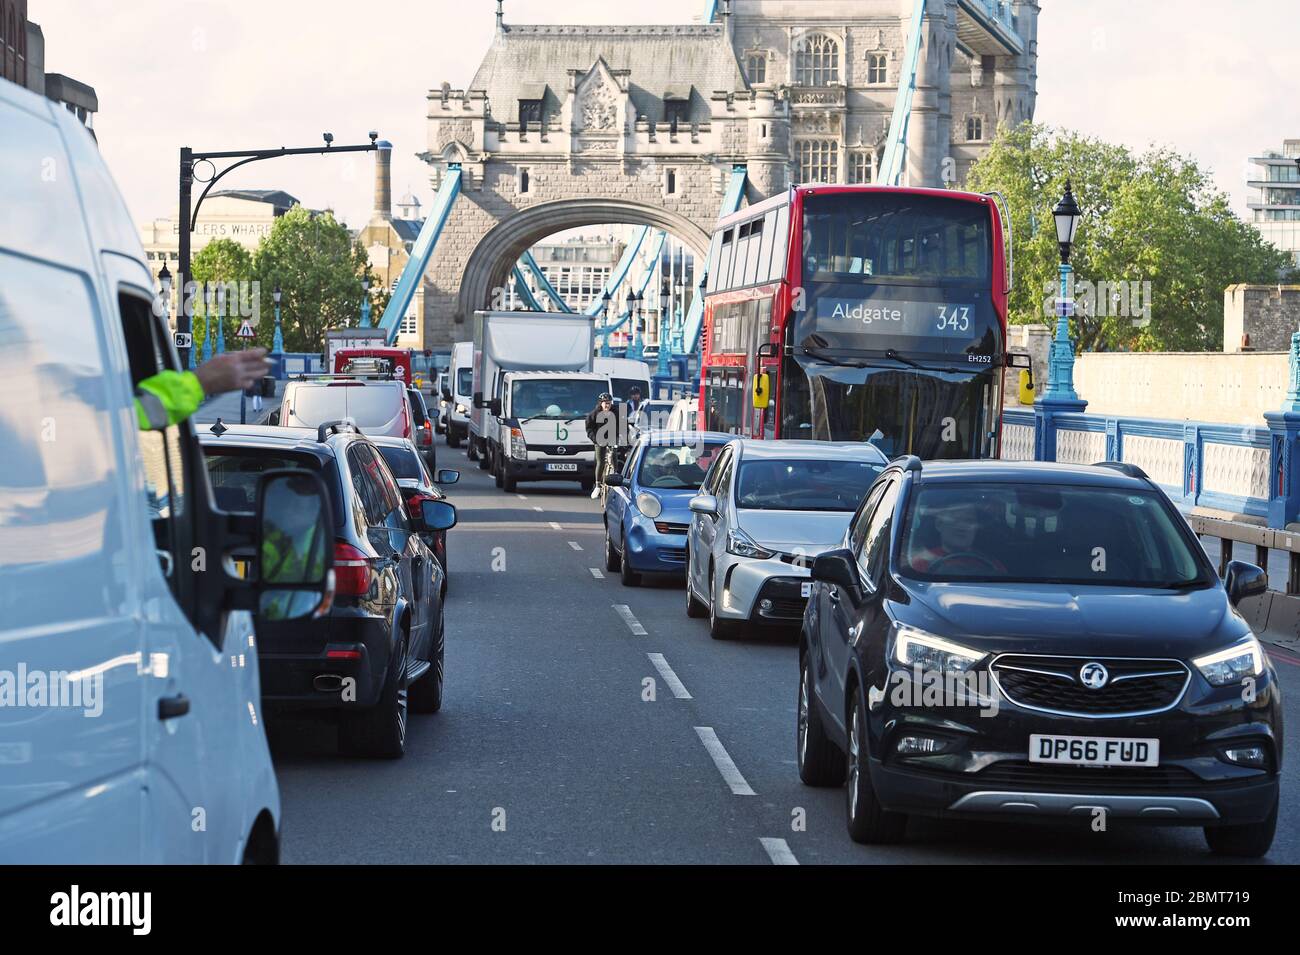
[191,238,253,353]
[965,124,1293,352]
[251,205,372,353]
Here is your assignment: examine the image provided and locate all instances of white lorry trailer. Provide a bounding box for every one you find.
[469,311,609,492]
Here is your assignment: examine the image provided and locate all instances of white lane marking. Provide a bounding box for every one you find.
[589,568,605,579]
[694,726,756,796]
[759,837,799,865]
[613,604,647,635]
[647,653,692,699]
[533,506,544,513]
[568,541,583,551]
[549,521,562,530]
[516,494,528,501]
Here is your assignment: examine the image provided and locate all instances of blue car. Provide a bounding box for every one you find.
[603,430,734,586]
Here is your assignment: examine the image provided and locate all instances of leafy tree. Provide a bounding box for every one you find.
[251,205,372,353]
[965,124,1294,352]
[191,238,253,352]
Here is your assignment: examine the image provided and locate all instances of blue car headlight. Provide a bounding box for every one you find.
[635,492,662,519]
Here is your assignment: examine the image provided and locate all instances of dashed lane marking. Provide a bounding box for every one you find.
[759,838,799,865]
[647,653,692,699]
[694,727,756,796]
[613,604,647,635]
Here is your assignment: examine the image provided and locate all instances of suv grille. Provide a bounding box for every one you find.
[990,654,1189,718]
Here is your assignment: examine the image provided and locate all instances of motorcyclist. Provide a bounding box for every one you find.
[585,392,619,500]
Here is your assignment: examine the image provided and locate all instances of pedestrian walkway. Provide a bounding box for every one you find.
[193,379,284,427]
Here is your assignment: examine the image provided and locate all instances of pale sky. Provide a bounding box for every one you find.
[29,0,1299,231]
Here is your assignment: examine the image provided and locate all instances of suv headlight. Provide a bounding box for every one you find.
[893,624,985,674]
[635,492,662,519]
[1193,636,1265,687]
[510,427,527,460]
[455,403,467,414]
[726,527,774,560]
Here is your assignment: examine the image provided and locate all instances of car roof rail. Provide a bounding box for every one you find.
[892,454,923,473]
[1094,460,1149,480]
[317,419,362,442]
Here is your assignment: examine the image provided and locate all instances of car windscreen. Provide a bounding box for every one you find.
[292,384,401,429]
[610,376,648,402]
[637,441,728,490]
[203,448,343,525]
[377,445,423,482]
[511,378,608,419]
[898,483,1213,588]
[735,458,884,511]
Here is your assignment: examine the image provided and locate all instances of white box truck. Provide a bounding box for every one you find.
[469,311,609,491]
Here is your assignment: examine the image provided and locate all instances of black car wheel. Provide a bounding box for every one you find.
[708,565,739,640]
[475,442,489,470]
[620,528,641,587]
[339,632,409,759]
[845,688,906,844]
[604,522,621,572]
[493,452,504,488]
[410,613,445,714]
[798,651,844,786]
[1204,796,1277,858]
[502,462,517,493]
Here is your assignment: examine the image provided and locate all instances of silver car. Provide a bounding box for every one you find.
[685,440,889,639]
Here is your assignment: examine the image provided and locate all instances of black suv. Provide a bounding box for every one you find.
[201,421,456,758]
[799,458,1282,857]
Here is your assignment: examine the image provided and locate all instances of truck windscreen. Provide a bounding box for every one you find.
[511,379,608,420]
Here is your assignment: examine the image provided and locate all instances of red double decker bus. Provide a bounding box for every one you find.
[697,185,1015,459]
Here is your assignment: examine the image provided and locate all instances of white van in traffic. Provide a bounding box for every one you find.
[446,341,472,448]
[0,79,334,863]
[594,356,652,404]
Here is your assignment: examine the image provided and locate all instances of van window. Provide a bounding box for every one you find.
[118,290,193,602]
[293,383,402,429]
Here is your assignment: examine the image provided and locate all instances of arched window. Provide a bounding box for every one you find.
[794,34,839,87]
[866,53,888,85]
[746,52,767,86]
[796,140,839,184]
[965,115,984,142]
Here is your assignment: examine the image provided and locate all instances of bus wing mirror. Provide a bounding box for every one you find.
[1006,353,1031,369]
[752,372,771,410]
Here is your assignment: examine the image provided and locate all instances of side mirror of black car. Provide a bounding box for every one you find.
[811,548,859,594]
[256,470,335,621]
[1225,560,1267,607]
[435,468,460,485]
[421,499,458,532]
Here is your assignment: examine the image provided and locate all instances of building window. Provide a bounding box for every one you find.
[665,100,690,133]
[664,168,678,196]
[965,115,985,142]
[796,140,839,184]
[518,167,531,194]
[849,150,874,184]
[518,99,542,130]
[866,53,888,85]
[399,315,418,337]
[794,34,840,87]
[747,52,767,85]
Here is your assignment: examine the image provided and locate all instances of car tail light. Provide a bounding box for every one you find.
[333,541,373,596]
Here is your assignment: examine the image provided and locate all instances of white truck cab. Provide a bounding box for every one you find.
[0,80,334,863]
[445,341,473,449]
[491,371,611,493]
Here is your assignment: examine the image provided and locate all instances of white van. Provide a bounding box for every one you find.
[593,356,652,405]
[0,80,334,863]
[446,341,472,448]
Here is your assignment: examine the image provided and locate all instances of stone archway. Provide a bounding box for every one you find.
[456,197,712,322]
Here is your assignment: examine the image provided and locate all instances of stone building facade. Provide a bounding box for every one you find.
[419,0,1038,345]
[1225,284,1300,353]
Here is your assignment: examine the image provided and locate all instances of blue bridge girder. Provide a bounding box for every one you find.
[520,249,574,312]
[597,229,667,339]
[377,163,463,344]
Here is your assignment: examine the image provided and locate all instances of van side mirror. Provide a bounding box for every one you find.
[267,410,280,426]
[435,468,460,485]
[473,391,485,408]
[421,499,458,532]
[256,470,335,621]
[489,398,502,417]
[811,548,859,595]
[1225,560,1267,607]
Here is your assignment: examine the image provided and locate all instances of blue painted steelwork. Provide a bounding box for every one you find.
[377,164,463,344]
[520,249,574,312]
[586,225,651,317]
[598,231,667,340]
[678,164,747,355]
[703,0,718,22]
[1043,262,1078,400]
[511,263,545,311]
[878,0,926,186]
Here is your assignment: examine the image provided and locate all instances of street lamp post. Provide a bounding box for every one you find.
[272,282,284,359]
[175,133,383,369]
[1044,181,1082,401]
[215,283,227,355]
[360,277,372,328]
[158,261,173,334]
[598,290,613,358]
[656,278,673,377]
[201,283,215,363]
[627,290,644,360]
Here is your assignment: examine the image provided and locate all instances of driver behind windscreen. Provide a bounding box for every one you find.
[908,500,1006,574]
